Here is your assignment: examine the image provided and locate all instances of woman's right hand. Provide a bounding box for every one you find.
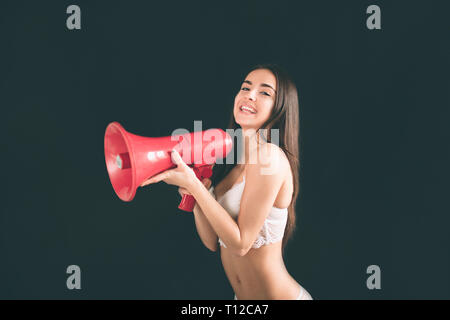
[178,178,212,196]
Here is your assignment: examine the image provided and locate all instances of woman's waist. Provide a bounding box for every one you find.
[221,247,289,285]
[221,243,284,267]
[229,265,299,299]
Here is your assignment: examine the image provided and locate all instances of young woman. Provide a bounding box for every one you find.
[141,64,312,300]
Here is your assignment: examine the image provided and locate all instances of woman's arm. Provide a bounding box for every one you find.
[178,180,218,252]
[190,144,286,256]
[190,182,242,255]
[141,147,285,256]
[192,202,218,252]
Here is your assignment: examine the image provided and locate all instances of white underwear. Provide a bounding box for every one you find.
[234,287,313,300]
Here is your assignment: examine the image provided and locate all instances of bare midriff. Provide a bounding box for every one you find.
[220,240,302,300]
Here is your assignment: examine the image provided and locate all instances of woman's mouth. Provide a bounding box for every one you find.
[239,105,257,114]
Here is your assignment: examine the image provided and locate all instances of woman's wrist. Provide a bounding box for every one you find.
[189,177,205,199]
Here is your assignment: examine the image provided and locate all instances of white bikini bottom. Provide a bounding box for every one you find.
[234,286,313,300]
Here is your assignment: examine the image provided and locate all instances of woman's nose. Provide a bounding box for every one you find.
[246,89,257,101]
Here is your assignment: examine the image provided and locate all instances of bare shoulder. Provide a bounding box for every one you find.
[248,142,289,181]
[262,143,294,203]
[265,142,289,163]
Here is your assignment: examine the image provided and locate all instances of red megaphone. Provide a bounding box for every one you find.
[104,122,233,212]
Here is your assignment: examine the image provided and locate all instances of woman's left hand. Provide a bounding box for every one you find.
[140,149,198,191]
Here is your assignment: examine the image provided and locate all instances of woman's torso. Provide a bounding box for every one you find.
[213,151,302,300]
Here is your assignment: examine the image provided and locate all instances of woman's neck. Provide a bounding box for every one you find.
[237,127,266,165]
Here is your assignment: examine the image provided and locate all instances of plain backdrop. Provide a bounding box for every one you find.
[1,0,449,299]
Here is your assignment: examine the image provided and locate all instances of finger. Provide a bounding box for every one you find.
[141,179,152,187]
[141,172,168,186]
[141,178,156,187]
[171,149,185,166]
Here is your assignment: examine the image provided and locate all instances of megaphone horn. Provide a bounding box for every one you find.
[104,122,233,212]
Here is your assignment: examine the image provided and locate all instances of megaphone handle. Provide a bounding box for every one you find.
[178,194,196,212]
[177,165,213,212]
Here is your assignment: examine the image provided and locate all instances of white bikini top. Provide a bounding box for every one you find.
[208,175,288,249]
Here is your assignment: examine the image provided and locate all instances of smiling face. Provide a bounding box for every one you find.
[233,68,277,130]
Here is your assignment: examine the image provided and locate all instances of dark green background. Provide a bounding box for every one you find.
[1,0,449,299]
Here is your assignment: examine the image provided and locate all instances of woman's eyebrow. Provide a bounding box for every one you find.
[243,80,276,93]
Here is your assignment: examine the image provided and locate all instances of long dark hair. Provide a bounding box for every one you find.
[211,63,300,253]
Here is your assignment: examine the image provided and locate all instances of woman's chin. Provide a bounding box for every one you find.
[234,113,264,130]
[235,118,250,127]
[236,116,257,126]
[236,123,260,132]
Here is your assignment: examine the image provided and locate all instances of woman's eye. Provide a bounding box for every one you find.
[261,91,270,96]
[241,87,249,91]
